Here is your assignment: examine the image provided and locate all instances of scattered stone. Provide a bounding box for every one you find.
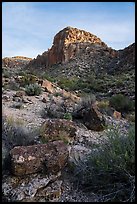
[14,91,26,98]
[2,172,61,202]
[42,97,47,103]
[2,95,10,101]
[13,96,22,102]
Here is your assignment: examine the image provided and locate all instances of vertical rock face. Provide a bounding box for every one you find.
[47,26,107,66]
[28,26,109,68]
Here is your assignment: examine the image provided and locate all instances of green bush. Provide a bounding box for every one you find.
[109,94,134,113]
[25,83,42,96]
[19,74,38,87]
[63,113,72,120]
[72,124,135,202]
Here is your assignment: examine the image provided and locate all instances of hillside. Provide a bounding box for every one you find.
[2,26,135,202]
[25,27,135,100]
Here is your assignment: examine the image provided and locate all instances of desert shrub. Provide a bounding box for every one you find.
[41,73,56,82]
[72,124,135,202]
[58,77,78,91]
[19,74,38,87]
[8,81,20,91]
[115,79,124,88]
[57,77,99,93]
[97,100,109,109]
[41,104,65,119]
[18,70,28,76]
[25,83,42,96]
[41,103,72,120]
[97,100,111,115]
[63,113,72,120]
[78,94,96,108]
[2,116,39,171]
[109,94,134,113]
[2,116,37,149]
[126,112,135,122]
[3,80,20,91]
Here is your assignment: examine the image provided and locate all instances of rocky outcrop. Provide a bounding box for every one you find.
[46,26,107,66]
[73,103,105,131]
[40,119,78,144]
[2,56,32,68]
[27,26,117,69]
[10,140,68,176]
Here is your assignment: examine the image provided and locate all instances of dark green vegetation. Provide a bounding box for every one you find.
[109,94,134,113]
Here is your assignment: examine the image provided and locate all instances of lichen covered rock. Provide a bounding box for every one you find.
[10,140,69,176]
[40,119,78,144]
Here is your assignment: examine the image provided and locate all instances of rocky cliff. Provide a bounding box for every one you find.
[27,26,117,68]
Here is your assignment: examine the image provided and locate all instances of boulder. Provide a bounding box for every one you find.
[73,103,105,131]
[40,119,77,144]
[10,140,68,176]
[38,79,56,94]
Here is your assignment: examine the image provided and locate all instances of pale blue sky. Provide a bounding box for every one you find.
[2,2,135,58]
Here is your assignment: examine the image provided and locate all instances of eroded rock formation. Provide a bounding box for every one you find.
[27,26,116,68]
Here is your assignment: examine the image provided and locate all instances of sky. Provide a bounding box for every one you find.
[2,2,135,58]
